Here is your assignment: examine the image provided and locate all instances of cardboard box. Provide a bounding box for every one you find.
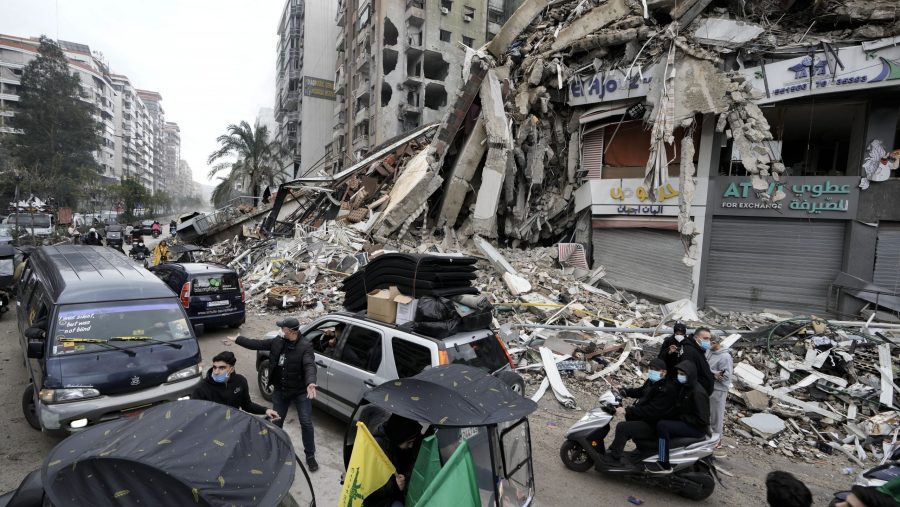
[394,294,418,325]
[367,286,401,323]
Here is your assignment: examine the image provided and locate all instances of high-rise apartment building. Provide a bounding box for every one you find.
[163,122,185,197]
[274,0,339,180]
[329,0,516,172]
[137,90,166,194]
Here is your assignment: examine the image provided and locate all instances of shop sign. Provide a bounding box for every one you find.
[715,176,859,219]
[568,64,657,106]
[579,178,709,217]
[303,76,336,101]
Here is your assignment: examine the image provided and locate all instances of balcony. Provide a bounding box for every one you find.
[406,0,425,26]
[354,80,370,99]
[354,106,369,124]
[355,53,369,72]
[336,8,345,27]
[352,134,369,148]
[336,28,345,51]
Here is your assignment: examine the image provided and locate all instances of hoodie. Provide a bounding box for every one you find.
[191,368,268,415]
[672,360,710,432]
[706,348,733,392]
[659,335,715,395]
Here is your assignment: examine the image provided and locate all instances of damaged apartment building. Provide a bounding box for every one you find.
[328,0,523,172]
[259,0,899,321]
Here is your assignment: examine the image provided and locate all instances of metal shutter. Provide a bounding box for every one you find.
[581,128,603,180]
[592,228,693,301]
[704,218,845,314]
[874,222,900,293]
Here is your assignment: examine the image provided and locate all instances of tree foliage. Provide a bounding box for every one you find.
[207,121,284,205]
[2,36,101,207]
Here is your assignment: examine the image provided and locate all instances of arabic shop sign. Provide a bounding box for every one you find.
[581,178,709,217]
[715,176,858,219]
[568,63,657,107]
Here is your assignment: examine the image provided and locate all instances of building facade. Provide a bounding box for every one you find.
[573,38,900,316]
[329,0,497,173]
[274,0,339,180]
[0,33,186,195]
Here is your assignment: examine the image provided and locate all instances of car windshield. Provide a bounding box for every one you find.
[192,273,239,294]
[7,214,51,228]
[51,299,192,355]
[446,335,508,372]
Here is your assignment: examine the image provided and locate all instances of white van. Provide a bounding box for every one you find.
[5,213,55,237]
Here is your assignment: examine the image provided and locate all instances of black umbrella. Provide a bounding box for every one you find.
[362,364,537,427]
[42,400,295,507]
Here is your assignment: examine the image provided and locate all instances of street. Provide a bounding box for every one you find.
[0,298,853,506]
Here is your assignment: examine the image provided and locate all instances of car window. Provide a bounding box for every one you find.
[446,335,509,372]
[191,273,239,294]
[337,325,382,373]
[308,320,347,359]
[392,338,432,378]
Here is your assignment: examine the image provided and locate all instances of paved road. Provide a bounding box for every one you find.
[0,303,852,505]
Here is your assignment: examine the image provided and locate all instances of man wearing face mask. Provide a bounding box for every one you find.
[600,358,677,467]
[192,351,280,420]
[228,317,319,471]
[646,360,710,474]
[658,322,688,378]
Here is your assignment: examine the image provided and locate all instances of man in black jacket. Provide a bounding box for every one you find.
[658,323,715,395]
[192,351,280,420]
[228,317,319,471]
[647,360,711,474]
[601,358,677,467]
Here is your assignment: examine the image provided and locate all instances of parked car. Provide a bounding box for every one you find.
[140,219,155,236]
[253,312,525,420]
[4,213,54,237]
[17,245,202,435]
[149,262,246,334]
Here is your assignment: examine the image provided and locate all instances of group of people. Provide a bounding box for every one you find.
[603,322,733,474]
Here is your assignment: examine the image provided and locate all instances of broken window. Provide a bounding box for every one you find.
[463,6,475,21]
[423,51,449,80]
[424,83,447,109]
[439,30,451,43]
[383,17,398,46]
[383,48,398,74]
[406,90,420,107]
[441,0,452,13]
[597,120,697,179]
[381,82,392,107]
[462,36,474,47]
[406,55,422,77]
[407,29,423,46]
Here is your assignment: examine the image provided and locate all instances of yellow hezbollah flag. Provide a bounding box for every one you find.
[338,421,397,507]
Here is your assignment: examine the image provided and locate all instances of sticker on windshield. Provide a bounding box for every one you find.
[57,312,95,336]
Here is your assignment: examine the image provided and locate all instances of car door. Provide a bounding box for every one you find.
[327,323,389,419]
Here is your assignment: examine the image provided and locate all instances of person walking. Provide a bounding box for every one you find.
[192,351,280,420]
[705,333,733,448]
[228,317,319,471]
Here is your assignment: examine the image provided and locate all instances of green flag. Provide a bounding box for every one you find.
[406,435,442,507]
[414,440,480,507]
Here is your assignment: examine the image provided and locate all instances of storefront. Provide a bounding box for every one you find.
[700,176,860,314]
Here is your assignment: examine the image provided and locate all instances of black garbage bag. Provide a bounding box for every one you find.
[400,318,461,339]
[416,296,457,322]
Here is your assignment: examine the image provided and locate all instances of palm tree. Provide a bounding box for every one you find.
[210,173,239,209]
[207,121,284,206]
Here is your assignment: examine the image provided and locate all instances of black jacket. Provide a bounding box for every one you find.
[658,335,714,395]
[622,377,678,424]
[237,334,316,394]
[362,425,420,507]
[670,360,710,432]
[192,369,268,415]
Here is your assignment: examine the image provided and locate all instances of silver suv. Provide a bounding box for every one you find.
[254,312,524,420]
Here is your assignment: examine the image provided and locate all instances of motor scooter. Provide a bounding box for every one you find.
[559,390,720,500]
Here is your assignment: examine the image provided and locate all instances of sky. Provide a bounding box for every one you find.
[1,0,285,187]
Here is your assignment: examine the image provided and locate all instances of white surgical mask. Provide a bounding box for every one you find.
[674,334,685,343]
[677,374,688,384]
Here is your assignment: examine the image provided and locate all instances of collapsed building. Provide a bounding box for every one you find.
[198,0,900,318]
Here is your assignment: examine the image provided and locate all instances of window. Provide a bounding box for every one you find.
[338,326,382,372]
[392,338,432,378]
[191,273,240,294]
[488,8,503,24]
[439,30,451,42]
[307,320,347,358]
[462,36,474,47]
[463,5,475,21]
[445,336,509,372]
[440,0,452,12]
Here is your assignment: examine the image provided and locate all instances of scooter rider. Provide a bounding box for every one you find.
[131,242,151,258]
[646,360,710,474]
[658,323,715,395]
[600,358,677,467]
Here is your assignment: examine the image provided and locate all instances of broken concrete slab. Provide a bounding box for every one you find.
[693,18,765,47]
[743,390,771,412]
[471,69,513,237]
[740,413,786,439]
[550,0,634,52]
[436,117,487,229]
[372,150,444,240]
[485,0,552,59]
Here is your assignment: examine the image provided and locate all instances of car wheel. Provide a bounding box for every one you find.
[496,369,526,396]
[22,384,40,430]
[258,360,274,402]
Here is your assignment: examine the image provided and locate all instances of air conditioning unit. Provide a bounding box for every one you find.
[464,14,473,21]
[440,7,449,14]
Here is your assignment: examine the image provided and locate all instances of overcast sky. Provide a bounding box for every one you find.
[1,0,284,187]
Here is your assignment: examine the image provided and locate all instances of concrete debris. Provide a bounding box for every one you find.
[740,413,786,439]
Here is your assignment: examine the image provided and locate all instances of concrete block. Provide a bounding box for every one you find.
[551,0,632,51]
[486,0,552,59]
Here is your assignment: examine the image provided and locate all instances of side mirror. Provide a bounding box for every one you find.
[27,339,44,359]
[24,326,44,340]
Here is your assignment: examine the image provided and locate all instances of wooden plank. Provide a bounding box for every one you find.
[745,382,844,422]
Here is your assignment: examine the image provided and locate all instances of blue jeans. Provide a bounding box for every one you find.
[656,420,706,465]
[272,390,316,460]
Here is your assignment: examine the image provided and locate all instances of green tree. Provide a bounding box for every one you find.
[114,178,148,223]
[210,173,239,209]
[2,36,100,207]
[207,121,283,204]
